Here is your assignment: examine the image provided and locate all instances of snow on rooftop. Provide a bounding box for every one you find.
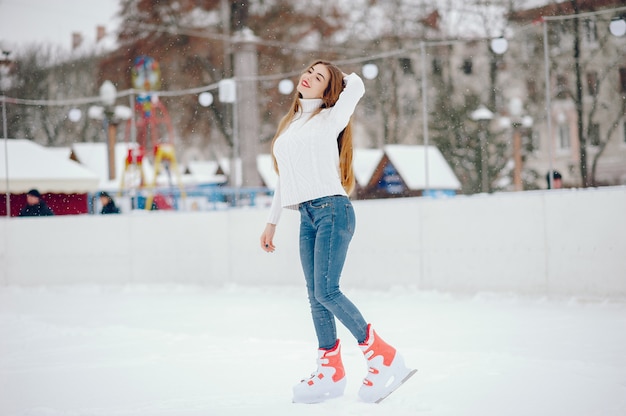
[72,143,226,191]
[353,148,384,187]
[384,145,461,190]
[47,146,72,160]
[0,139,99,193]
[186,160,227,185]
[187,160,220,177]
[260,145,460,191]
[71,142,155,190]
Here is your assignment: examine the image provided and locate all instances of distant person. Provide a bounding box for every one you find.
[98,191,120,214]
[18,189,54,217]
[546,170,563,189]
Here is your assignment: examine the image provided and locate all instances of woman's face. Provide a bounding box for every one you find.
[297,64,330,99]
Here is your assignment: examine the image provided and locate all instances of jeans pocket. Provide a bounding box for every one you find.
[345,203,355,234]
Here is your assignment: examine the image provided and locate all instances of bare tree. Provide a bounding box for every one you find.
[104,0,351,160]
[584,47,626,186]
[4,45,101,146]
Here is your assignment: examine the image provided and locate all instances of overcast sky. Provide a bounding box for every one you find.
[0,0,120,52]
[0,0,558,55]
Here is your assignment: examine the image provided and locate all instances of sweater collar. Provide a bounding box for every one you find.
[299,98,323,113]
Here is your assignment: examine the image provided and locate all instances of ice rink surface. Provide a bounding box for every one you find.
[1,284,625,416]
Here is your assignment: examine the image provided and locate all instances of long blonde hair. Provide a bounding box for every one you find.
[271,60,356,195]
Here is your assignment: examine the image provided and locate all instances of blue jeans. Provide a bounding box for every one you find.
[298,195,368,349]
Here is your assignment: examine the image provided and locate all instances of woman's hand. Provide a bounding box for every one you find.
[260,223,277,253]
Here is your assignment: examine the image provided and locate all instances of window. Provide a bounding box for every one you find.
[620,67,626,93]
[531,129,540,152]
[586,71,598,96]
[522,34,536,61]
[462,58,473,75]
[589,123,600,147]
[556,74,569,99]
[522,129,536,153]
[432,58,442,76]
[623,121,626,144]
[398,58,413,75]
[526,79,538,102]
[401,93,416,116]
[549,26,561,49]
[558,123,570,149]
[584,18,598,43]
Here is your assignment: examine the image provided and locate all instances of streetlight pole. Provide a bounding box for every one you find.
[420,41,430,195]
[542,19,555,190]
[99,81,117,181]
[508,97,533,192]
[471,105,494,193]
[510,98,523,191]
[218,78,239,201]
[88,81,131,186]
[512,125,523,191]
[2,95,8,217]
[1,50,10,216]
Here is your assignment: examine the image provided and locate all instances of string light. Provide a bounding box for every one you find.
[2,5,624,107]
[198,92,214,107]
[277,79,294,95]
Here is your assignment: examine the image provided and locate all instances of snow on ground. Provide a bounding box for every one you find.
[1,284,625,416]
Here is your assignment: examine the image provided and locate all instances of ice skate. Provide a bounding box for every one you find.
[292,339,347,404]
[358,324,417,403]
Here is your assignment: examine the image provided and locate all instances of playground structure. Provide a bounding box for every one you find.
[121,56,186,210]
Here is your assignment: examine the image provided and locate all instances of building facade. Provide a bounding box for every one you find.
[508,0,626,187]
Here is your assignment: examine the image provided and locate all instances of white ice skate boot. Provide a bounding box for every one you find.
[292,339,347,404]
[358,324,417,403]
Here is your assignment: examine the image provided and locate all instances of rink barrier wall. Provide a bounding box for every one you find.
[1,186,625,297]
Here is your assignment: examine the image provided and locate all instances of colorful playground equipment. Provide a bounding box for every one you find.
[121,55,186,209]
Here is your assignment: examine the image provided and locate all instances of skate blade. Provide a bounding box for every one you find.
[374,368,417,404]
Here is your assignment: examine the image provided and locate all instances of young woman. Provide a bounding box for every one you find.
[260,60,415,404]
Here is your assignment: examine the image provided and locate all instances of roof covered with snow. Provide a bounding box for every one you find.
[72,142,226,190]
[383,144,461,190]
[0,139,100,193]
[71,142,155,190]
[258,144,460,192]
[354,148,384,187]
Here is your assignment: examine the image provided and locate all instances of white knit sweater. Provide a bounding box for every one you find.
[266,72,365,225]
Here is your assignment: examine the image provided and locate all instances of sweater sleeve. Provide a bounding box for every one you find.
[266,176,283,225]
[329,72,365,129]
